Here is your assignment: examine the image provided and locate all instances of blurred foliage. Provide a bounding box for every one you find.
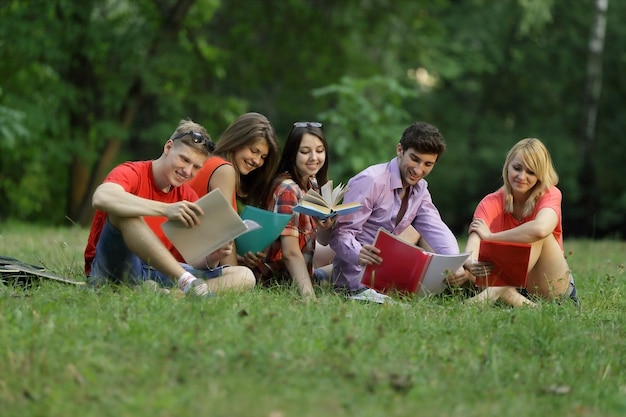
[0,0,624,237]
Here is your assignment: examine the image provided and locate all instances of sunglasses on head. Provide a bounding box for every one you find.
[171,131,216,153]
[293,122,322,128]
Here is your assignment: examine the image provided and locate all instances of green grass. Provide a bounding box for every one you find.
[1,220,625,417]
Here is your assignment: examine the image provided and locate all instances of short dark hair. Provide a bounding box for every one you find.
[399,122,446,156]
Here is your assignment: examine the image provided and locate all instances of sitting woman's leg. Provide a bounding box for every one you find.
[467,234,569,307]
[526,234,570,299]
[204,265,256,293]
[483,235,570,306]
[313,242,335,269]
[466,286,537,307]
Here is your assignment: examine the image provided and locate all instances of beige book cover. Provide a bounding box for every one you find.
[161,189,260,264]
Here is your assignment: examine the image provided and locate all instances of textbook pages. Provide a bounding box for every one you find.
[476,240,532,287]
[360,228,470,296]
[291,180,361,219]
[162,189,261,264]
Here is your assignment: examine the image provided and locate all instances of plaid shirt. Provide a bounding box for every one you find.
[265,176,318,278]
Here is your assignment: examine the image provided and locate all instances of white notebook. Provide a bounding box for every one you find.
[161,189,260,264]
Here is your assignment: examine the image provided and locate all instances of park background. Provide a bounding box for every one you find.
[2,3,626,416]
[0,0,623,239]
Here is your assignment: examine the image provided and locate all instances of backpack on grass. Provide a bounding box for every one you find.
[0,255,85,287]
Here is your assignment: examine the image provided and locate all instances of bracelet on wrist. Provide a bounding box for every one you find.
[205,255,219,270]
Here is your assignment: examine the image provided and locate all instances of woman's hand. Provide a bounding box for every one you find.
[237,251,265,269]
[205,242,233,268]
[468,218,492,240]
[315,215,336,230]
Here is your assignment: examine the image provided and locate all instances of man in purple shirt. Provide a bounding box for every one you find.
[329,121,466,302]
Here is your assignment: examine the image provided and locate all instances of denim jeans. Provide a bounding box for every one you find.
[88,218,223,288]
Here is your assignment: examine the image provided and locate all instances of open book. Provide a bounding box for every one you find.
[475,240,532,287]
[291,180,361,219]
[360,228,470,296]
[162,189,261,264]
[234,206,292,256]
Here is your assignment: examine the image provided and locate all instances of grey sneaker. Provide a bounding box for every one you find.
[186,279,215,298]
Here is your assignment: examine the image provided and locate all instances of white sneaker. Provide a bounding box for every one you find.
[178,275,214,298]
[347,288,393,304]
[186,279,214,297]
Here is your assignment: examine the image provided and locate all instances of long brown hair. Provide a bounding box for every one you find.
[212,112,280,206]
[263,122,329,208]
[275,123,329,191]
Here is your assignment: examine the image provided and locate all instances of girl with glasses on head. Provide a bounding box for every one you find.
[242,122,335,299]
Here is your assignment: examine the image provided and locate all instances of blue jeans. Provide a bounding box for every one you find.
[88,219,224,288]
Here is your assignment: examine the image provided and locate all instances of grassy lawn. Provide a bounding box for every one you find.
[1,220,625,417]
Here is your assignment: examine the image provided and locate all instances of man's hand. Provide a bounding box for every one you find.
[445,266,471,287]
[463,260,493,278]
[358,244,382,266]
[166,201,203,227]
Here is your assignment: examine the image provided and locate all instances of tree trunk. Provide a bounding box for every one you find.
[66,0,198,226]
[575,0,608,236]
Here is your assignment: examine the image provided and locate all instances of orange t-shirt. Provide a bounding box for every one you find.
[187,156,238,210]
[473,186,564,250]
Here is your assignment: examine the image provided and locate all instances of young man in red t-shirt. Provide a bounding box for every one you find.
[84,119,255,297]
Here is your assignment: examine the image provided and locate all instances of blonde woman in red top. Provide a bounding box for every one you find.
[461,138,579,307]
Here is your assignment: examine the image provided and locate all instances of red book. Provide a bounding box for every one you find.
[475,240,532,287]
[360,228,470,296]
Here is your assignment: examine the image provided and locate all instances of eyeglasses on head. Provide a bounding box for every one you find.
[293,122,323,128]
[171,131,216,153]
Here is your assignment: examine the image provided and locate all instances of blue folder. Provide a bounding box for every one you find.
[235,206,292,256]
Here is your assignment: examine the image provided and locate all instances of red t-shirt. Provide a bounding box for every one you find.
[473,186,564,250]
[83,160,198,275]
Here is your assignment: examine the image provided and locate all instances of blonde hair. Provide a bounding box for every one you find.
[502,138,559,217]
[169,119,213,156]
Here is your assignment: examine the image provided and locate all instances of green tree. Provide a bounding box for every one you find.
[0,0,235,224]
[1,0,624,238]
